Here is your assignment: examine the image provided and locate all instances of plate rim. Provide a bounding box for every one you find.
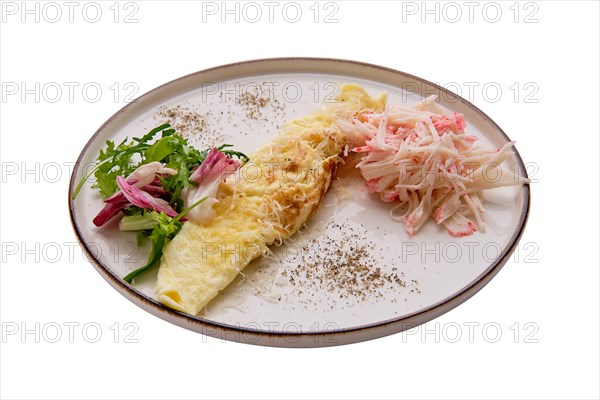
[68,57,531,346]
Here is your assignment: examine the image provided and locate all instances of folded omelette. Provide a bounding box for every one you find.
[156,84,386,315]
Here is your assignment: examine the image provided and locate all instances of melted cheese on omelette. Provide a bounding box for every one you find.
[155,84,387,315]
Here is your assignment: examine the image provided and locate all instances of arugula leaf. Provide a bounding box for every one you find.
[218,144,250,162]
[123,234,165,284]
[145,135,176,163]
[136,230,150,247]
[72,123,172,199]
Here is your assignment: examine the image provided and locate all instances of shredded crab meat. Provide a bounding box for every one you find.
[338,95,530,237]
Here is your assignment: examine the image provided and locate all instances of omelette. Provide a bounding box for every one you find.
[156,84,387,315]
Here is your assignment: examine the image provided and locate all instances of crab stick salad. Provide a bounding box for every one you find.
[338,95,529,237]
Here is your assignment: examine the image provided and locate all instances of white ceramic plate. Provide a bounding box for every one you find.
[69,58,530,347]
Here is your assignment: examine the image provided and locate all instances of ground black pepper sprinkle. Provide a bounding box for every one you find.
[282,218,420,308]
[155,104,207,133]
[154,104,227,148]
[234,83,286,123]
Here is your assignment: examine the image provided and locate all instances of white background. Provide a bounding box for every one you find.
[1,1,598,399]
